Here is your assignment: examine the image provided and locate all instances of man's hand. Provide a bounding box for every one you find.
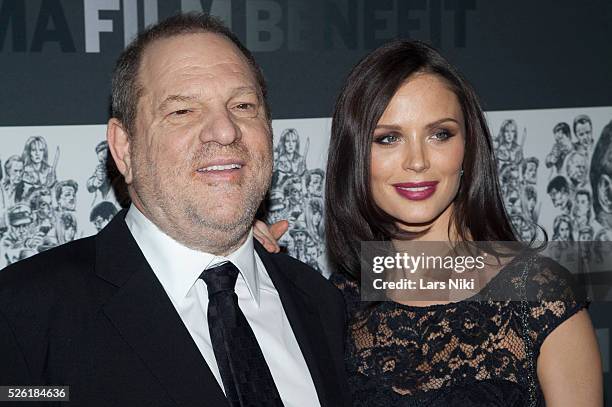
[254,220,288,253]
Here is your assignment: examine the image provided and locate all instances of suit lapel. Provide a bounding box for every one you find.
[255,242,344,407]
[95,211,227,407]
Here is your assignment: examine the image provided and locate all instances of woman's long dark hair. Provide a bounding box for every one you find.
[325,40,518,281]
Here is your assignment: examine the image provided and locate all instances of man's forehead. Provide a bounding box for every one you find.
[139,32,253,82]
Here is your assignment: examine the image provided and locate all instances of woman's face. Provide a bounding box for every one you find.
[558,221,570,240]
[284,134,298,154]
[503,123,516,144]
[370,74,465,228]
[30,141,45,164]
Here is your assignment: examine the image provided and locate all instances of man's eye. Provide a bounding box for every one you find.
[235,103,256,111]
[173,109,191,116]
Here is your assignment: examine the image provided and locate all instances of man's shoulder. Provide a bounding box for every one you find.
[264,251,341,299]
[0,236,97,303]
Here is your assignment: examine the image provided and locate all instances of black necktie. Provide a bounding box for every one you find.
[200,262,284,407]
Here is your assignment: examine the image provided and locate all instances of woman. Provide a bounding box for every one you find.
[21,136,57,198]
[256,40,602,405]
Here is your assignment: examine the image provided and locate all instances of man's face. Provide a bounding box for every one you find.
[13,223,30,241]
[292,231,306,246]
[38,195,52,218]
[97,148,108,163]
[308,174,322,195]
[58,186,76,210]
[575,122,592,147]
[526,196,536,212]
[575,193,590,216]
[8,161,23,184]
[289,183,302,202]
[524,162,537,183]
[568,154,587,184]
[93,215,111,231]
[126,33,272,251]
[549,188,568,209]
[306,245,318,262]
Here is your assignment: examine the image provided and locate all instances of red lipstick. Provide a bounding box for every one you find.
[393,181,438,201]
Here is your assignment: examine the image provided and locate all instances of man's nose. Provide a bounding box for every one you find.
[199,108,241,145]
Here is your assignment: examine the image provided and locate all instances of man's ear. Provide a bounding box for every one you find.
[107,118,133,184]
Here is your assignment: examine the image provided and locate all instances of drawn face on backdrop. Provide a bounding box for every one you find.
[30,141,45,164]
[575,122,593,148]
[284,133,298,155]
[308,173,323,196]
[38,195,53,218]
[549,187,569,209]
[8,161,24,184]
[370,73,465,228]
[503,123,517,145]
[557,220,571,240]
[567,153,588,185]
[114,33,273,252]
[97,148,108,164]
[524,162,537,184]
[58,186,76,211]
[575,193,590,217]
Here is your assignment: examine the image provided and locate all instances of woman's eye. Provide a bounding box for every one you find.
[172,109,191,116]
[374,134,400,144]
[236,103,255,110]
[432,130,453,141]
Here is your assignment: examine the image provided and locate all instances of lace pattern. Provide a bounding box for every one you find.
[331,254,587,406]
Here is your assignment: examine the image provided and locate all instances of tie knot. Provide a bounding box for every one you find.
[199,262,239,297]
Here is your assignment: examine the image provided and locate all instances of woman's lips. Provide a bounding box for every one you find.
[393,181,438,201]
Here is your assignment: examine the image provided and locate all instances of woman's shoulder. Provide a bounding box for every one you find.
[329,271,362,316]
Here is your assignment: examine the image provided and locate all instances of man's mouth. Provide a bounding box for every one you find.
[197,163,243,172]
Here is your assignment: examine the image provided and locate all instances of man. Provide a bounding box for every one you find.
[89,200,118,231]
[565,151,589,189]
[547,175,573,216]
[305,168,325,198]
[545,122,572,172]
[573,114,594,153]
[520,156,538,185]
[0,13,349,407]
[1,155,25,208]
[54,179,78,212]
[0,204,34,265]
[86,140,113,204]
[572,189,592,229]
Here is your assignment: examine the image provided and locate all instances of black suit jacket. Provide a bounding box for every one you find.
[0,211,351,406]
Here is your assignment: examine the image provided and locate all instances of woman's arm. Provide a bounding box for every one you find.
[253,220,289,253]
[537,309,603,406]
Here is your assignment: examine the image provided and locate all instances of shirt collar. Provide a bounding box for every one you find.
[124,204,260,306]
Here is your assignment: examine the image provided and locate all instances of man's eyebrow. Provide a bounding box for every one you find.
[230,86,259,97]
[158,94,198,111]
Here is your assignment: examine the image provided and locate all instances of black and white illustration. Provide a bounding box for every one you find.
[0,126,120,268]
[489,109,612,273]
[0,109,610,275]
[266,120,331,277]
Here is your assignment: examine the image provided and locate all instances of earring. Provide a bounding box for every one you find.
[460,169,464,176]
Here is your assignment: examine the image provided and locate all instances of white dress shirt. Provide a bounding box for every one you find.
[125,205,320,407]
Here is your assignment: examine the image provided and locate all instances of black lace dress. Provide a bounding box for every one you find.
[330,254,587,406]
